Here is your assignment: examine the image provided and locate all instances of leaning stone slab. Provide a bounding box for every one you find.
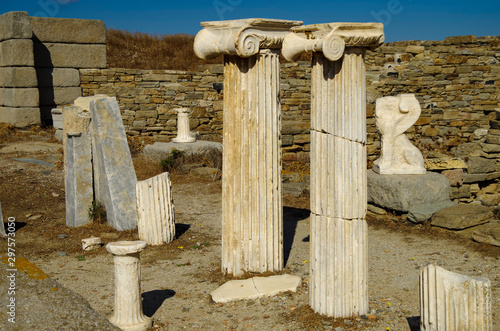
[65,132,93,227]
[472,220,500,247]
[367,169,451,211]
[431,205,494,230]
[0,201,6,237]
[90,97,137,231]
[33,43,106,68]
[407,200,458,224]
[30,17,106,44]
[211,275,302,303]
[0,39,34,67]
[0,67,37,87]
[0,107,40,127]
[420,264,492,331]
[0,11,32,42]
[136,172,175,245]
[143,140,222,161]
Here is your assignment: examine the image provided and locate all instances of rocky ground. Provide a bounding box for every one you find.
[0,127,499,330]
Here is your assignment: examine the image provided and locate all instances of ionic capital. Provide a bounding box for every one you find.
[194,18,302,60]
[282,22,384,62]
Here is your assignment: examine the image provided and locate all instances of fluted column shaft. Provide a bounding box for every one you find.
[309,49,368,317]
[222,49,283,275]
[172,108,195,143]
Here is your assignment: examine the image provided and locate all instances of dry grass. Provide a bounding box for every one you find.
[107,29,222,70]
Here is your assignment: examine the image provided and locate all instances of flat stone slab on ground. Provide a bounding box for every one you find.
[431,205,494,230]
[472,220,500,247]
[211,274,301,303]
[407,200,458,224]
[367,170,451,212]
[12,157,55,167]
[143,141,222,160]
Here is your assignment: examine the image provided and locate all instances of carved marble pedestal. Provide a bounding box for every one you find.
[106,241,151,331]
[172,108,196,143]
[283,23,384,317]
[194,18,302,275]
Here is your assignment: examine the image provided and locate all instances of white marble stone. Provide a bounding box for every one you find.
[420,264,492,331]
[82,237,101,251]
[106,241,151,331]
[172,108,196,143]
[0,201,6,237]
[136,172,175,245]
[282,22,384,318]
[373,94,426,175]
[195,19,302,276]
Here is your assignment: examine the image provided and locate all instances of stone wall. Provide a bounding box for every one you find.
[0,11,106,126]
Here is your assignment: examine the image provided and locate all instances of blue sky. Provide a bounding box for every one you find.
[2,0,499,42]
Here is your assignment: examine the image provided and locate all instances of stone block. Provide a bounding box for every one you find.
[0,67,37,87]
[367,170,451,212]
[282,120,309,135]
[0,106,40,127]
[468,156,496,174]
[407,200,458,224]
[143,141,222,161]
[0,11,32,42]
[431,205,493,230]
[82,237,102,251]
[33,43,106,68]
[37,68,80,87]
[65,132,93,227]
[136,172,175,245]
[473,220,500,247]
[51,108,63,129]
[39,87,81,106]
[444,35,477,45]
[0,39,34,67]
[0,88,39,107]
[30,17,106,44]
[420,264,492,331]
[90,97,137,231]
[442,168,464,186]
[424,157,467,170]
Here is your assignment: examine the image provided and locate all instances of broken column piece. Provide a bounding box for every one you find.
[420,264,492,331]
[90,97,138,231]
[373,94,426,175]
[194,18,302,276]
[283,23,384,317]
[172,107,196,143]
[106,241,151,331]
[136,172,175,245]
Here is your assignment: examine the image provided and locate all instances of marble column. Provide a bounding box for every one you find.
[194,19,302,276]
[420,264,492,331]
[172,108,196,143]
[283,23,384,317]
[106,241,151,331]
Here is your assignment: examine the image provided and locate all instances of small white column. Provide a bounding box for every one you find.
[194,18,302,276]
[420,264,492,331]
[283,23,384,317]
[136,172,175,245]
[172,107,196,143]
[106,241,151,331]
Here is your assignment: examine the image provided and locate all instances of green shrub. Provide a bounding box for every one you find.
[88,200,107,224]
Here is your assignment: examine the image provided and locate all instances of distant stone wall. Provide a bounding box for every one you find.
[0,11,106,126]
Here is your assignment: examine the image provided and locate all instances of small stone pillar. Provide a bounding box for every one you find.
[194,18,302,275]
[0,201,6,237]
[420,264,492,330]
[283,23,384,317]
[136,172,175,245]
[172,108,196,143]
[106,241,151,331]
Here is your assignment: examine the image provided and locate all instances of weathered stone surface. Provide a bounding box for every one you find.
[211,275,301,303]
[82,237,102,251]
[444,35,477,45]
[0,200,6,237]
[0,39,34,67]
[51,108,63,129]
[30,17,106,44]
[407,200,458,224]
[473,220,500,247]
[90,97,137,231]
[37,68,80,87]
[450,185,471,199]
[424,157,467,170]
[367,170,451,212]
[468,156,496,174]
[441,168,464,186]
[0,87,39,107]
[33,43,106,68]
[143,141,222,161]
[481,143,500,153]
[0,107,40,127]
[373,94,426,175]
[65,132,93,227]
[0,11,32,42]
[0,67,37,87]
[431,205,493,230]
[39,87,82,106]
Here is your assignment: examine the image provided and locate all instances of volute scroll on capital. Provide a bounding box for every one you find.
[194,18,303,60]
[282,22,385,62]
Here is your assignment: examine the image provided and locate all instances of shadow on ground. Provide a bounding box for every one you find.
[283,206,310,266]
